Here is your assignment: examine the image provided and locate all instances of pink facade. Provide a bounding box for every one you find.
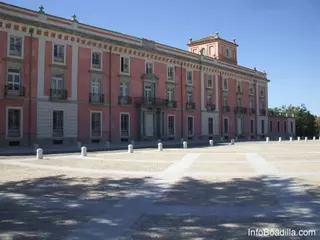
[0,3,295,147]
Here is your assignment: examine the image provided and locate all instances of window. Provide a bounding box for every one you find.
[284,121,287,133]
[223,96,228,106]
[270,121,273,132]
[7,68,21,91]
[207,93,213,104]
[277,121,280,132]
[249,98,253,109]
[53,44,65,63]
[290,121,293,133]
[237,97,242,106]
[167,88,174,101]
[9,36,22,57]
[207,74,213,88]
[250,119,254,134]
[91,77,101,94]
[144,85,154,100]
[7,108,21,137]
[226,48,229,57]
[223,79,228,90]
[208,117,213,135]
[187,91,193,103]
[119,82,129,96]
[187,116,194,135]
[261,120,265,134]
[91,51,102,69]
[223,118,228,134]
[146,62,153,73]
[237,81,242,92]
[91,112,102,137]
[187,70,193,85]
[168,115,175,136]
[249,84,254,95]
[120,113,130,137]
[260,86,265,97]
[121,57,130,74]
[168,66,174,80]
[52,74,64,89]
[53,110,64,137]
[261,101,265,110]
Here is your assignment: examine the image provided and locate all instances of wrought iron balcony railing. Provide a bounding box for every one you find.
[50,89,67,100]
[206,103,216,111]
[165,100,177,108]
[234,106,247,114]
[4,85,25,97]
[118,96,132,105]
[186,102,196,110]
[89,93,104,104]
[135,97,166,107]
[222,105,230,113]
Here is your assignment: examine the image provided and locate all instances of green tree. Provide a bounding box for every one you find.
[269,104,317,137]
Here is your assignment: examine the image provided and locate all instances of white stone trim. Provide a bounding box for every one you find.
[90,49,103,71]
[7,32,25,60]
[6,106,23,139]
[119,54,130,75]
[51,41,67,65]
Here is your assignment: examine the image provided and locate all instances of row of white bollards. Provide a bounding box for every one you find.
[266,136,319,143]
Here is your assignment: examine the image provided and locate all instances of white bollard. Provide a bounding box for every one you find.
[305,137,308,142]
[230,139,235,145]
[278,137,282,142]
[297,137,300,141]
[77,142,81,149]
[128,144,133,153]
[183,141,188,149]
[289,137,293,142]
[209,140,214,146]
[81,146,87,157]
[36,148,43,159]
[158,142,163,151]
[313,136,316,141]
[105,141,110,148]
[266,137,269,143]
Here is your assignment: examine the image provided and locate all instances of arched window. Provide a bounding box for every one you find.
[226,48,230,57]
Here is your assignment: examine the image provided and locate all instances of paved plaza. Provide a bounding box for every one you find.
[0,141,319,239]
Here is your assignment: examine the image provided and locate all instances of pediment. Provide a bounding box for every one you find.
[141,73,159,81]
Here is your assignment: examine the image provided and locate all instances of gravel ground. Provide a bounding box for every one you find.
[271,162,320,173]
[188,162,255,173]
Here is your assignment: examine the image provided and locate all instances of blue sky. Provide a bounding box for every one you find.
[5,0,320,115]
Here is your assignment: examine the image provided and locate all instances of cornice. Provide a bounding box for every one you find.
[0,10,268,84]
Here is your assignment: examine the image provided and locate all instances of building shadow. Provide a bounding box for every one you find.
[0,175,319,239]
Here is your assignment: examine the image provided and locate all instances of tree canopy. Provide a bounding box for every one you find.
[269,104,319,137]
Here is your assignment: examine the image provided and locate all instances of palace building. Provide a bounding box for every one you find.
[0,2,295,147]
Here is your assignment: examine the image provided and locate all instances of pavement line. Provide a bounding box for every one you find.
[245,153,280,175]
[0,160,154,176]
[65,153,200,240]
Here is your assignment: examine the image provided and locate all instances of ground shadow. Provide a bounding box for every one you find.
[0,175,319,239]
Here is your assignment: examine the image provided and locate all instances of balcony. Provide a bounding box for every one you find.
[260,109,266,116]
[236,88,243,95]
[135,97,166,107]
[52,129,64,138]
[234,106,247,114]
[206,103,216,112]
[89,93,104,104]
[4,85,25,97]
[186,102,196,110]
[249,108,256,114]
[50,89,67,100]
[222,106,230,113]
[165,100,177,108]
[118,96,132,105]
